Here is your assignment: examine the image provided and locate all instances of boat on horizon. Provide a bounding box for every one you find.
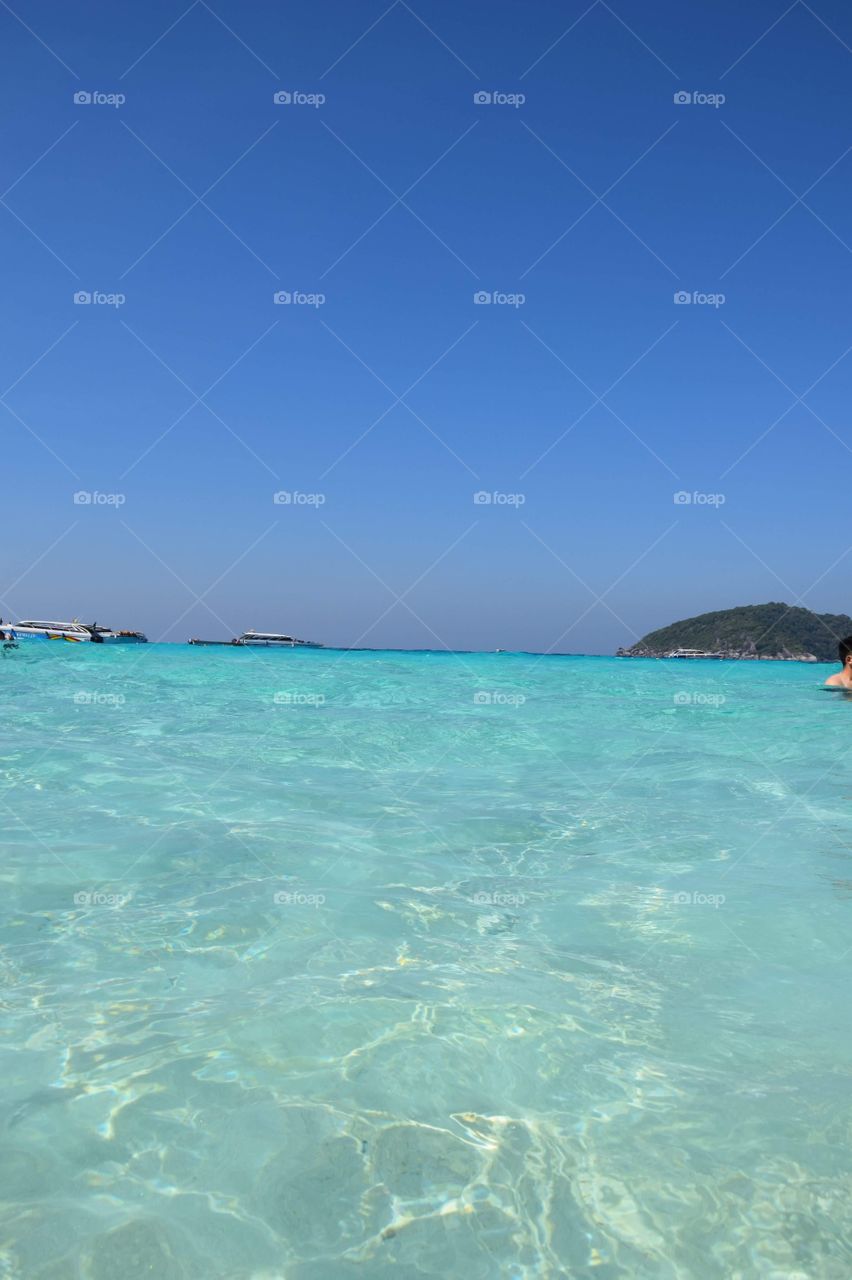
[238,629,322,647]
[189,629,323,648]
[86,624,148,644]
[664,647,723,659]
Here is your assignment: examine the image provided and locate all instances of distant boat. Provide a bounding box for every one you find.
[86,624,148,644]
[664,648,723,659]
[188,630,323,648]
[238,630,322,648]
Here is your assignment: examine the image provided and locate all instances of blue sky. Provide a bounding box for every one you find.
[1,0,851,650]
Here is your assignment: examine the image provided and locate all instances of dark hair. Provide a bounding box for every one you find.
[840,636,852,664]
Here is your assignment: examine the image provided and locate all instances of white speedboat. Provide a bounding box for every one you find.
[237,630,322,648]
[664,648,723,659]
[1,619,93,643]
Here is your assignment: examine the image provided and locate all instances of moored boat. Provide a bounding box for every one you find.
[188,630,323,648]
[664,648,723,659]
[85,624,148,644]
[237,630,322,647]
[1,619,93,642]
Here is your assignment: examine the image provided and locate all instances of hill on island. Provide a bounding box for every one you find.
[617,603,852,662]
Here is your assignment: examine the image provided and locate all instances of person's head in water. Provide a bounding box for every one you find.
[838,636,852,670]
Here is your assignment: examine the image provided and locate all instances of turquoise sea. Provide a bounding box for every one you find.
[2,644,850,1278]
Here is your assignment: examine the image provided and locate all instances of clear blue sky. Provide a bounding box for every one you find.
[2,0,851,650]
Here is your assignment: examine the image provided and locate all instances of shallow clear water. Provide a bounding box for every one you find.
[1,645,850,1278]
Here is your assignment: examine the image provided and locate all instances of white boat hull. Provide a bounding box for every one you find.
[237,631,322,647]
[240,639,304,647]
[7,627,91,643]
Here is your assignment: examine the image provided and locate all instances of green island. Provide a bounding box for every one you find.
[617,602,852,662]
